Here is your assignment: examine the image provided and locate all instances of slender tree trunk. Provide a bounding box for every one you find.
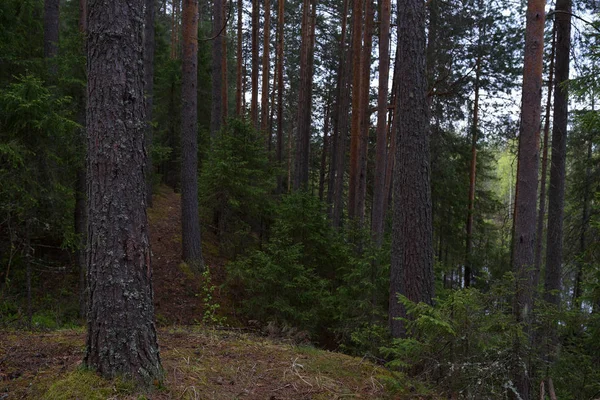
[389,0,434,338]
[222,2,228,123]
[275,0,285,192]
[181,0,204,270]
[251,0,259,127]
[348,0,363,221]
[44,0,60,75]
[371,0,390,245]
[261,0,271,136]
[319,100,331,201]
[574,138,592,308]
[356,0,373,227]
[293,0,315,190]
[327,0,351,228]
[512,0,546,397]
[383,62,398,219]
[145,0,156,207]
[464,53,481,288]
[211,0,224,138]
[534,22,556,289]
[236,0,243,116]
[25,224,32,329]
[171,0,180,59]
[85,0,162,383]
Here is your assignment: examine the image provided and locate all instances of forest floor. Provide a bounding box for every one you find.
[0,186,435,399]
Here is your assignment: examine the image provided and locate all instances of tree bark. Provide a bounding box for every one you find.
[371,0,390,245]
[573,138,592,309]
[319,100,331,201]
[348,0,363,221]
[145,0,156,207]
[44,0,60,74]
[275,0,285,192]
[211,0,224,138]
[85,0,162,383]
[222,2,228,123]
[389,0,434,338]
[512,0,546,397]
[533,22,556,291]
[236,0,243,117]
[251,0,259,127]
[261,0,271,136]
[327,0,351,228]
[181,0,204,270]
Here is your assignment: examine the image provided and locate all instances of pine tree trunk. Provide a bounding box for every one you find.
[464,53,481,288]
[85,0,163,383]
[251,0,259,127]
[573,139,592,309]
[348,0,363,221]
[275,0,285,192]
[211,0,224,138]
[293,0,315,190]
[370,0,390,246]
[236,0,243,116]
[319,100,331,201]
[44,0,60,74]
[327,0,351,228]
[260,0,271,136]
[512,0,546,397]
[534,22,556,289]
[389,0,434,338]
[222,2,228,122]
[145,0,156,207]
[181,0,204,270]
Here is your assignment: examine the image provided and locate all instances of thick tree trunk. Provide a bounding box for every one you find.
[464,53,481,288]
[544,0,571,308]
[370,0,391,246]
[260,0,271,136]
[275,0,285,192]
[85,0,162,383]
[145,0,156,207]
[181,0,204,270]
[534,23,556,290]
[293,0,315,190]
[512,0,546,397]
[44,0,60,74]
[348,0,363,221]
[327,0,351,228]
[236,0,243,117]
[389,0,434,338]
[251,0,259,127]
[211,0,224,138]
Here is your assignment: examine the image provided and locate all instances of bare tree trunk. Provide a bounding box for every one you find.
[389,0,433,338]
[211,0,224,138]
[44,0,60,75]
[85,0,162,383]
[327,0,351,228]
[573,138,592,309]
[464,53,481,288]
[371,0,391,246]
[319,100,331,201]
[222,2,228,123]
[261,0,271,137]
[293,0,315,190]
[512,0,546,397]
[534,22,556,290]
[171,0,180,59]
[181,0,204,270]
[145,0,156,207]
[236,0,243,117]
[275,0,285,192]
[25,224,32,329]
[348,0,363,221]
[383,64,398,219]
[251,0,259,127]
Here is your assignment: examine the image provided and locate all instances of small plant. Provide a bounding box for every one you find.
[198,267,226,325]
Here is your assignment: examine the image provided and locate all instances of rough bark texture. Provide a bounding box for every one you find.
[512,0,545,397]
[260,0,271,135]
[464,53,481,288]
[251,0,259,127]
[327,0,351,228]
[85,0,162,383]
[544,0,571,308]
[145,0,156,207]
[44,0,60,63]
[181,0,204,269]
[389,0,433,338]
[534,22,555,289]
[370,0,390,246]
[292,0,314,190]
[275,0,285,192]
[236,0,243,117]
[211,0,224,138]
[348,0,363,221]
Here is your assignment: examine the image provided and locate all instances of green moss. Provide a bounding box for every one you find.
[42,369,136,400]
[178,262,196,279]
